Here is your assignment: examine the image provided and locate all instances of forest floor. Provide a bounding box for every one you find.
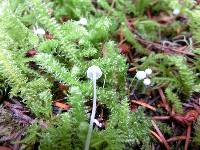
[1,0,200,150]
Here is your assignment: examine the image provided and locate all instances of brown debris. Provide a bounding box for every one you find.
[131,99,156,111]
[25,48,37,57]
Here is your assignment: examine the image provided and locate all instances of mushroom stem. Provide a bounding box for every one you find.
[85,73,97,150]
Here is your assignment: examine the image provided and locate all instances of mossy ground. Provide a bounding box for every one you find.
[1,0,200,150]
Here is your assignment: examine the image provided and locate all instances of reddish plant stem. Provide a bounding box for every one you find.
[150,130,163,143]
[151,120,170,150]
[184,125,191,150]
[158,88,170,113]
[152,116,170,120]
[131,100,156,111]
[128,67,137,72]
[167,136,186,142]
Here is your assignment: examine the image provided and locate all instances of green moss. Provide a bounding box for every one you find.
[1,0,200,149]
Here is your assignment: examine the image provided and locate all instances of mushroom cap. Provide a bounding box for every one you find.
[143,78,151,86]
[87,65,102,80]
[145,68,152,75]
[135,71,147,80]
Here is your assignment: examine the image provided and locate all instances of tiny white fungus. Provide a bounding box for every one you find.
[143,78,151,86]
[87,65,102,80]
[135,71,147,80]
[145,68,152,75]
[85,65,102,150]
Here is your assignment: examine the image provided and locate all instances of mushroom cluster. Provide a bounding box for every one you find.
[135,68,152,86]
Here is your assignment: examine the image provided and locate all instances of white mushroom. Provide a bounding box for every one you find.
[143,78,151,86]
[87,65,102,80]
[145,68,152,75]
[135,71,147,80]
[85,65,102,150]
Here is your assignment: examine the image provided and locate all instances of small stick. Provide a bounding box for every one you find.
[151,120,170,150]
[131,100,156,111]
[150,130,163,143]
[167,136,186,142]
[158,88,170,113]
[135,36,195,56]
[128,67,137,72]
[184,125,191,150]
[152,116,170,120]
[175,131,187,150]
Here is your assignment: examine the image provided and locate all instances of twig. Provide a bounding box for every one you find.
[128,67,137,72]
[134,35,195,56]
[150,130,163,143]
[158,88,170,113]
[152,116,170,120]
[124,18,194,56]
[184,125,191,150]
[131,100,156,111]
[151,120,170,150]
[167,136,186,142]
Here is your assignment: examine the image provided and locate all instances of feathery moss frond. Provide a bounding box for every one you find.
[0,48,27,95]
[165,87,183,113]
[34,53,78,86]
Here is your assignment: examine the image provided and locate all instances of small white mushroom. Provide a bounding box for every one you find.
[143,78,151,86]
[135,71,147,80]
[85,65,102,150]
[145,68,152,75]
[87,65,102,80]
